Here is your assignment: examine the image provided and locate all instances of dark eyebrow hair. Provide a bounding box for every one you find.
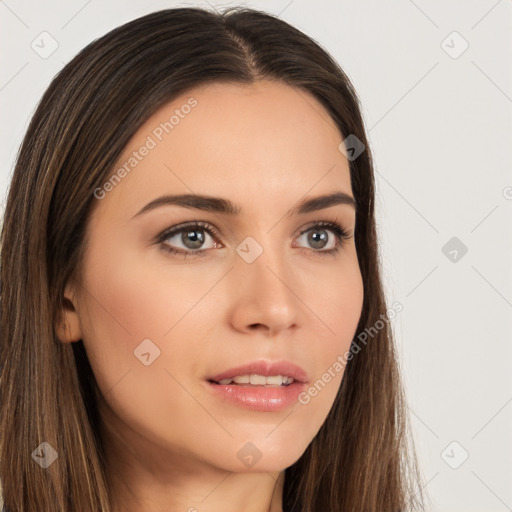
[131,191,357,219]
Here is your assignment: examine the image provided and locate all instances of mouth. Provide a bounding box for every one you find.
[207,359,308,386]
[208,374,296,386]
[205,360,308,412]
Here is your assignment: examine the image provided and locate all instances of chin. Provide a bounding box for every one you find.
[225,438,310,473]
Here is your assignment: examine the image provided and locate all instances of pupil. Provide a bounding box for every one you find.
[182,230,204,249]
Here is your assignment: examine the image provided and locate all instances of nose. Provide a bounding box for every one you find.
[227,243,301,337]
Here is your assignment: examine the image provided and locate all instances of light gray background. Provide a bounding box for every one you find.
[1,1,511,511]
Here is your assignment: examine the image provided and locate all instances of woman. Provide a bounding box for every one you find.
[0,6,426,512]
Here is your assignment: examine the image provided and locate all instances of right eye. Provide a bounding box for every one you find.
[156,221,223,257]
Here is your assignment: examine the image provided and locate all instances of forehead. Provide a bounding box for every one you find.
[95,80,353,219]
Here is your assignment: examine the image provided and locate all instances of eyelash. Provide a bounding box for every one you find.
[156,220,352,258]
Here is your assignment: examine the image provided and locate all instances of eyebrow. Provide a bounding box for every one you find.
[131,191,357,219]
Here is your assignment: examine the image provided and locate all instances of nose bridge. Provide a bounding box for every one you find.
[236,232,289,291]
[231,232,300,328]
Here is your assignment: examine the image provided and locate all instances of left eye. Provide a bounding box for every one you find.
[295,226,338,251]
[157,220,351,257]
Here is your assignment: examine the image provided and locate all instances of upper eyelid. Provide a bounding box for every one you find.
[299,219,350,233]
[158,221,221,241]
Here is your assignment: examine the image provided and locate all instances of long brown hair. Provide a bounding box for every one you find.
[0,6,426,511]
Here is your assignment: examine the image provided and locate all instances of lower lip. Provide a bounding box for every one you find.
[205,380,307,412]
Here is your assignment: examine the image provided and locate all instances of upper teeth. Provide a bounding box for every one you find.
[217,374,295,386]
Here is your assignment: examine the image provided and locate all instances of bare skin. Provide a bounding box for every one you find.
[58,80,364,512]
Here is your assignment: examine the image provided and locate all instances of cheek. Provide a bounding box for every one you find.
[310,259,364,349]
[77,247,221,449]
[302,260,364,401]
[76,243,191,395]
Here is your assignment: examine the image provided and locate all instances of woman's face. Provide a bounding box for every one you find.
[62,80,364,474]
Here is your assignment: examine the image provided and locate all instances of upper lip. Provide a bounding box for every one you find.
[208,360,309,384]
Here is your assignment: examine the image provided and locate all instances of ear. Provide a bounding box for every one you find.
[56,281,83,343]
